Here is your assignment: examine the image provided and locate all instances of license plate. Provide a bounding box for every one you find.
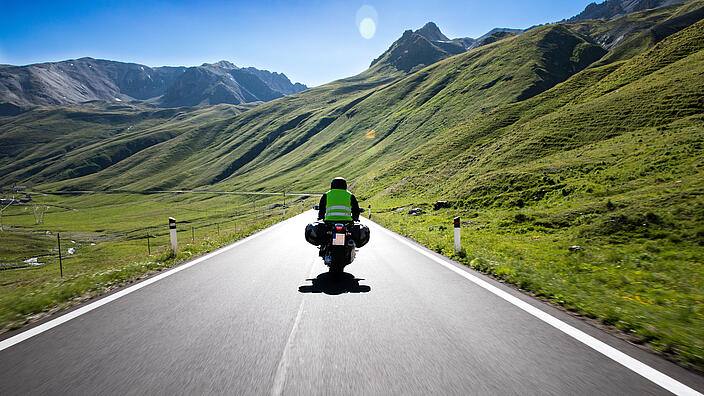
[332,233,345,246]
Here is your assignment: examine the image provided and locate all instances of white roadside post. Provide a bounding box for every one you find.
[169,217,177,254]
[453,216,461,254]
[368,205,372,219]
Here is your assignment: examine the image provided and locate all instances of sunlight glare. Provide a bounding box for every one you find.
[360,18,376,39]
[356,5,378,40]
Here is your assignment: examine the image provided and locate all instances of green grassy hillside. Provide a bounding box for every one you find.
[360,17,704,199]
[8,23,605,194]
[0,103,253,186]
[4,2,700,194]
[356,18,704,370]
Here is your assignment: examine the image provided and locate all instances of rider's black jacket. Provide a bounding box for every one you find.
[317,193,360,222]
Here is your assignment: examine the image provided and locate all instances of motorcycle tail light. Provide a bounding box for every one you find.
[336,226,343,231]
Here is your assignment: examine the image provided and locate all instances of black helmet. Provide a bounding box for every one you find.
[331,177,347,190]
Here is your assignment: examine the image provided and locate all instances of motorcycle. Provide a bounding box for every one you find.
[306,208,369,275]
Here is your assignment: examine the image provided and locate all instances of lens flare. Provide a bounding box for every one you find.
[356,5,378,40]
[360,18,376,39]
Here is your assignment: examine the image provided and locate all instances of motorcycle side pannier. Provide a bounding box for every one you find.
[352,223,370,248]
[305,221,327,246]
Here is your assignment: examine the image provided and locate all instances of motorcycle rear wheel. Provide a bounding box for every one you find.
[328,263,344,275]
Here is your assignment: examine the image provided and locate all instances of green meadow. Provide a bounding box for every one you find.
[0,192,315,333]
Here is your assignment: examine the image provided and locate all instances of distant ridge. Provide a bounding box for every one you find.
[570,0,685,21]
[0,58,307,108]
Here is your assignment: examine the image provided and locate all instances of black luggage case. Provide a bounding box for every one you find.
[305,221,327,246]
[305,221,369,247]
[351,223,370,247]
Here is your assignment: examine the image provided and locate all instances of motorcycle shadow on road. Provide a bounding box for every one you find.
[298,272,371,295]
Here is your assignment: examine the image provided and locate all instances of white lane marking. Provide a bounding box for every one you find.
[368,221,702,396]
[0,215,299,353]
[270,300,305,396]
[270,258,315,396]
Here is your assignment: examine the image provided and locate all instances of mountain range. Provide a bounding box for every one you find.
[0,0,685,113]
[2,0,700,191]
[0,58,307,110]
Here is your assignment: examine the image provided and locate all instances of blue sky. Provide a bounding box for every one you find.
[0,0,595,86]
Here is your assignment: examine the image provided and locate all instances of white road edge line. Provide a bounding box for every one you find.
[368,221,702,396]
[0,216,293,353]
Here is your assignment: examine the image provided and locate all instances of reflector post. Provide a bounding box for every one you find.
[453,216,461,253]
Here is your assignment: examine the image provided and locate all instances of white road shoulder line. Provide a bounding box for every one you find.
[0,217,292,353]
[368,221,702,396]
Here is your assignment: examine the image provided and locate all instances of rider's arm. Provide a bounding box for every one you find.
[317,194,326,220]
[351,194,360,222]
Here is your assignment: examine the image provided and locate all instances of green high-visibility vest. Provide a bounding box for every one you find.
[324,189,353,221]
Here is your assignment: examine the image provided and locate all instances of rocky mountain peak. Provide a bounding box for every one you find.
[370,22,520,73]
[203,60,238,69]
[415,22,450,41]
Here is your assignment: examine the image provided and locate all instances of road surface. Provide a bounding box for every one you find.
[1,211,702,395]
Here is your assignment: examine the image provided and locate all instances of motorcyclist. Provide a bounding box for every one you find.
[317,177,360,222]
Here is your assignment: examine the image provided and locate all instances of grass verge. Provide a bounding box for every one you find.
[370,207,703,372]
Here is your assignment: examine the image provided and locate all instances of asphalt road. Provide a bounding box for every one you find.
[1,211,702,395]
